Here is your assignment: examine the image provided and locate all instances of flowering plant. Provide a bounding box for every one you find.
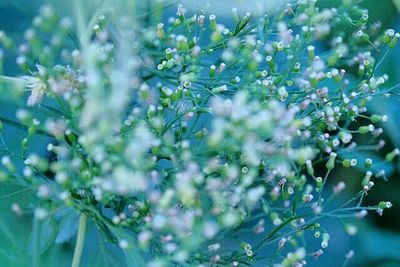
[0,0,399,266]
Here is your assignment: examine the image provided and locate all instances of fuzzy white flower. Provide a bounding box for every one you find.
[22,76,46,106]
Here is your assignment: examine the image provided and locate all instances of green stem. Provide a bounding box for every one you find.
[32,217,40,267]
[71,214,87,267]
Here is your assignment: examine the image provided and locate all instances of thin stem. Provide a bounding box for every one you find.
[71,213,88,267]
[342,256,351,267]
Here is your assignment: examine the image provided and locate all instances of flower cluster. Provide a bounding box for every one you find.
[0,0,399,266]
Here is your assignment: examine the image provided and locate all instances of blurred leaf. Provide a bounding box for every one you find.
[393,0,400,12]
[29,217,59,255]
[359,227,400,261]
[368,97,400,144]
[108,226,146,267]
[39,218,59,254]
[37,242,75,267]
[55,211,79,244]
[89,247,125,267]
[0,183,33,266]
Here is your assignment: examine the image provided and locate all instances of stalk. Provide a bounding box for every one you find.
[71,214,87,267]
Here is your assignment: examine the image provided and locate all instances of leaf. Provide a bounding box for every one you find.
[89,247,125,267]
[55,212,79,244]
[393,0,400,12]
[108,226,146,267]
[40,218,59,254]
[29,217,59,255]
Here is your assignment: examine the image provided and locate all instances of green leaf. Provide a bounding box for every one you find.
[393,0,400,12]
[40,218,59,254]
[89,247,125,267]
[29,217,59,255]
[55,212,79,244]
[108,226,146,267]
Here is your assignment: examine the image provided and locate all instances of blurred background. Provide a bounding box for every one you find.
[0,0,399,266]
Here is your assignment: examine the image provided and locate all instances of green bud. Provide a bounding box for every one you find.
[316,176,323,188]
[176,39,188,51]
[307,45,315,60]
[385,148,399,162]
[211,31,223,43]
[383,29,395,44]
[326,152,337,170]
[230,77,239,84]
[28,126,37,135]
[212,85,228,94]
[156,23,165,39]
[370,114,387,123]
[270,212,279,221]
[188,39,196,49]
[378,201,392,209]
[209,65,216,78]
[314,231,321,238]
[342,158,357,168]
[173,18,181,27]
[21,138,29,157]
[146,107,156,118]
[306,160,314,176]
[365,158,373,168]
[65,129,76,143]
[170,92,179,102]
[358,124,374,134]
[165,48,172,60]
[342,159,351,168]
[361,171,372,186]
[209,14,217,31]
